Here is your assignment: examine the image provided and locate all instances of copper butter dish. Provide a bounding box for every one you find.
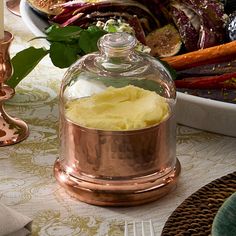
[54,32,181,206]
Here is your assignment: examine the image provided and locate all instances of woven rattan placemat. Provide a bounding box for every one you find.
[161,171,236,236]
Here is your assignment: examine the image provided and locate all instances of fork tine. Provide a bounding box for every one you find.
[124,220,155,236]
[133,221,137,236]
[124,221,128,236]
[149,220,155,236]
[141,221,145,236]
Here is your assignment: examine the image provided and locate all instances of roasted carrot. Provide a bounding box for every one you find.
[177,59,236,77]
[175,71,236,89]
[162,40,236,70]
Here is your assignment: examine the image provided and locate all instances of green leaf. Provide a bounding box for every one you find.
[49,42,78,68]
[45,25,82,43]
[6,47,48,88]
[79,26,107,54]
[5,25,107,88]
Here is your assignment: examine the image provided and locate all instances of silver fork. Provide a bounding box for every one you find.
[124,220,155,236]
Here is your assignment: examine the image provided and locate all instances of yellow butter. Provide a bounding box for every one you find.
[65,85,169,130]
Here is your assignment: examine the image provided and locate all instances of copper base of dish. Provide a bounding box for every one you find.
[54,158,181,206]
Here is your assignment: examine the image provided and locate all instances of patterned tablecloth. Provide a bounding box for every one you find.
[1,6,236,236]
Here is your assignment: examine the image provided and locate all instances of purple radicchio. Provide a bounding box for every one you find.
[170,0,226,51]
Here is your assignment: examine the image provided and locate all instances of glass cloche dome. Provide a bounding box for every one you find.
[54,32,181,206]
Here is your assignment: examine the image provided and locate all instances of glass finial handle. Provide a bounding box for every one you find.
[0,31,29,146]
[99,32,137,52]
[96,32,141,71]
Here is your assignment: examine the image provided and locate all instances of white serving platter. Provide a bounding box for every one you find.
[20,0,48,37]
[20,0,236,137]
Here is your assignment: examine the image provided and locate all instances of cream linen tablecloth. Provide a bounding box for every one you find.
[1,5,236,236]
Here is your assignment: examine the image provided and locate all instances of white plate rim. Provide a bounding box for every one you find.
[20,0,48,37]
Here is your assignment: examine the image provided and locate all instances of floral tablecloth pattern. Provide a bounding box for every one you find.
[1,6,236,236]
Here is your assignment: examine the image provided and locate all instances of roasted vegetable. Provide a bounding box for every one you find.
[177,60,236,77]
[27,0,66,16]
[177,88,236,104]
[51,0,160,42]
[146,24,182,57]
[226,11,236,41]
[135,0,171,25]
[175,71,236,89]
[170,1,199,51]
[170,0,226,51]
[163,40,236,70]
[197,0,225,48]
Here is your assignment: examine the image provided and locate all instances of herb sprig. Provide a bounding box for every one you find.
[7,25,107,88]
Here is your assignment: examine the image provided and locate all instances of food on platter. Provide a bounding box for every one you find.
[11,0,236,104]
[226,11,236,41]
[146,24,182,57]
[27,0,66,15]
[27,0,229,56]
[19,0,236,137]
[162,40,236,70]
[174,72,236,89]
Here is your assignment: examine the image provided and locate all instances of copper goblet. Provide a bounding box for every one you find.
[0,31,29,146]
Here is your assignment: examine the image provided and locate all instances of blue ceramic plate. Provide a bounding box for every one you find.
[212,192,236,236]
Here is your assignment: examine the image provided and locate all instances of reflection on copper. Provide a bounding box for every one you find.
[0,31,29,146]
[54,110,181,206]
